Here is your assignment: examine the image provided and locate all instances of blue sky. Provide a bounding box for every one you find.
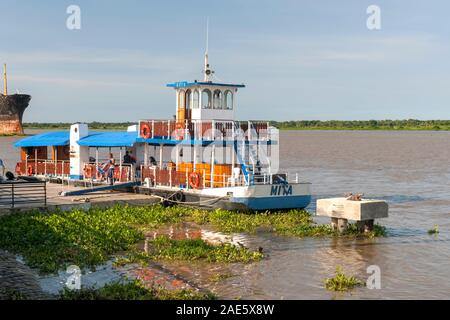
[1,0,449,122]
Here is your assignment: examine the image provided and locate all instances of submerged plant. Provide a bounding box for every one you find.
[59,279,216,300]
[428,225,439,235]
[136,236,263,263]
[324,266,363,292]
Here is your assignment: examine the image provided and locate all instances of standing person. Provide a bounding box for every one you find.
[107,153,115,185]
[123,151,132,164]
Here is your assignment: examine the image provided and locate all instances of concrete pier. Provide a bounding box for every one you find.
[317,197,388,233]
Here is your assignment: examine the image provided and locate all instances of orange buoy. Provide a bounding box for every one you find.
[188,172,201,189]
[140,122,152,139]
[27,165,33,176]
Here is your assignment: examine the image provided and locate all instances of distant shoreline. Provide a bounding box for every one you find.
[18,120,450,132]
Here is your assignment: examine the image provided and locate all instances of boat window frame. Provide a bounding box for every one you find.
[185,89,192,109]
[202,89,212,109]
[213,89,222,109]
[192,90,199,109]
[224,90,233,110]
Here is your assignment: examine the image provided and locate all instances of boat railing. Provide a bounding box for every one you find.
[15,159,70,177]
[140,165,248,189]
[140,165,301,189]
[83,162,133,183]
[139,119,270,142]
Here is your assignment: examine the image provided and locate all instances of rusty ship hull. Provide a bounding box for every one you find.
[0,94,31,135]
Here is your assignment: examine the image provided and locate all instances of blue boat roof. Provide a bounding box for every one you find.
[77,131,138,147]
[166,81,245,89]
[14,131,70,147]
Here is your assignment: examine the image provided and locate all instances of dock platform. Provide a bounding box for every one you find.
[0,182,160,216]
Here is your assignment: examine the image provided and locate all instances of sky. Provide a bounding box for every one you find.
[1,0,450,122]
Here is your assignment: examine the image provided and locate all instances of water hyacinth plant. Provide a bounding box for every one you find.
[0,204,386,274]
[324,266,363,292]
[59,279,216,300]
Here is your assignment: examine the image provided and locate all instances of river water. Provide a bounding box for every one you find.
[1,130,449,299]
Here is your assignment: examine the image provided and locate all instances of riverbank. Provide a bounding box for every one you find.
[270,120,450,131]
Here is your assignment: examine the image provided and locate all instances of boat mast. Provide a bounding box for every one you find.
[3,64,7,96]
[203,18,214,82]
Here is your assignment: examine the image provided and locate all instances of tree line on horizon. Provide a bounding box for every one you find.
[22,119,450,130]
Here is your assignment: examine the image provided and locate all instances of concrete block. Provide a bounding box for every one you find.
[316,197,388,221]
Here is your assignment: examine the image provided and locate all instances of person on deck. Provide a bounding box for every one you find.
[107,153,115,185]
[123,151,132,164]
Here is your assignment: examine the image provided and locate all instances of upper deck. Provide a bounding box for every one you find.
[137,119,274,145]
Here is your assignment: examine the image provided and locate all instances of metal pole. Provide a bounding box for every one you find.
[159,144,163,169]
[119,148,123,182]
[55,148,58,176]
[11,183,14,208]
[211,144,215,188]
[35,148,38,175]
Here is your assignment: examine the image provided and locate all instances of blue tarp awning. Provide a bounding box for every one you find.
[77,131,138,147]
[14,131,70,147]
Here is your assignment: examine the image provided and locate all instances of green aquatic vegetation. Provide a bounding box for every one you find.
[345,223,387,238]
[190,208,335,237]
[324,266,363,292]
[428,225,439,235]
[209,273,234,283]
[0,204,384,274]
[0,288,28,300]
[143,236,263,263]
[0,205,190,273]
[59,279,216,300]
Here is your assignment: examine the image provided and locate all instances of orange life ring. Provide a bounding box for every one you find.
[175,122,184,140]
[27,165,33,176]
[188,172,201,189]
[140,122,152,139]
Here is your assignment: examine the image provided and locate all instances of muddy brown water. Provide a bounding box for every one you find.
[1,130,450,299]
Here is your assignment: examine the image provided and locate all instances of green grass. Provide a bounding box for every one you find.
[59,279,216,300]
[324,266,363,292]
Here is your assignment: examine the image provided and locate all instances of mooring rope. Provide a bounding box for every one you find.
[150,191,229,206]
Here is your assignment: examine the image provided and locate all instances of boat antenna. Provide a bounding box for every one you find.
[3,64,7,96]
[203,17,214,82]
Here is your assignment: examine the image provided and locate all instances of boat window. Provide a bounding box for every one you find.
[224,90,233,110]
[178,90,185,109]
[202,89,212,109]
[213,90,222,109]
[192,90,199,109]
[185,89,191,109]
